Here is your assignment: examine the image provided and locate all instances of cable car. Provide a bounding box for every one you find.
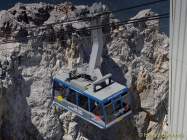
[52,69,132,129]
[51,16,132,129]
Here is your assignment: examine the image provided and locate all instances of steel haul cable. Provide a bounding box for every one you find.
[0,13,169,45]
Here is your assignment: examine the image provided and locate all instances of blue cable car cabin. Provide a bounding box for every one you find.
[52,69,132,129]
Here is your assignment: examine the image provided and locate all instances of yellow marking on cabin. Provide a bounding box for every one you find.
[57,96,63,102]
[84,84,91,90]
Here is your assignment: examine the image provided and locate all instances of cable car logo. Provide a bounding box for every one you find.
[91,115,102,122]
[95,115,102,121]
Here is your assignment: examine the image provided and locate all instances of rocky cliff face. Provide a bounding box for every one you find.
[0,2,168,140]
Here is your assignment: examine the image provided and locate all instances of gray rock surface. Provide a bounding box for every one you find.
[0,2,169,140]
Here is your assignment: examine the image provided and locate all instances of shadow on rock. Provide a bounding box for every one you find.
[0,73,44,140]
[76,117,139,140]
[101,57,127,85]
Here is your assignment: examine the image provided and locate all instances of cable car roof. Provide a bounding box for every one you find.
[54,70,128,104]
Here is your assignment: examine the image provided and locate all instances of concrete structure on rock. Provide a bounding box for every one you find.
[169,0,187,139]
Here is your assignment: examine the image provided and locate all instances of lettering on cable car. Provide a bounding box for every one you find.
[67,105,83,115]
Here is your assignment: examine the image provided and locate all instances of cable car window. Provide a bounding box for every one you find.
[79,94,88,111]
[114,99,122,111]
[66,89,76,104]
[89,99,97,112]
[54,84,66,99]
[92,102,104,121]
[104,102,114,122]
[121,93,130,112]
[53,82,76,105]
[91,102,101,114]
[54,87,63,96]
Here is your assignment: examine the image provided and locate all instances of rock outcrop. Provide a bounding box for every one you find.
[0,2,169,140]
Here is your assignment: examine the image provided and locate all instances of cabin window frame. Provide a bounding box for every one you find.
[103,91,128,123]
